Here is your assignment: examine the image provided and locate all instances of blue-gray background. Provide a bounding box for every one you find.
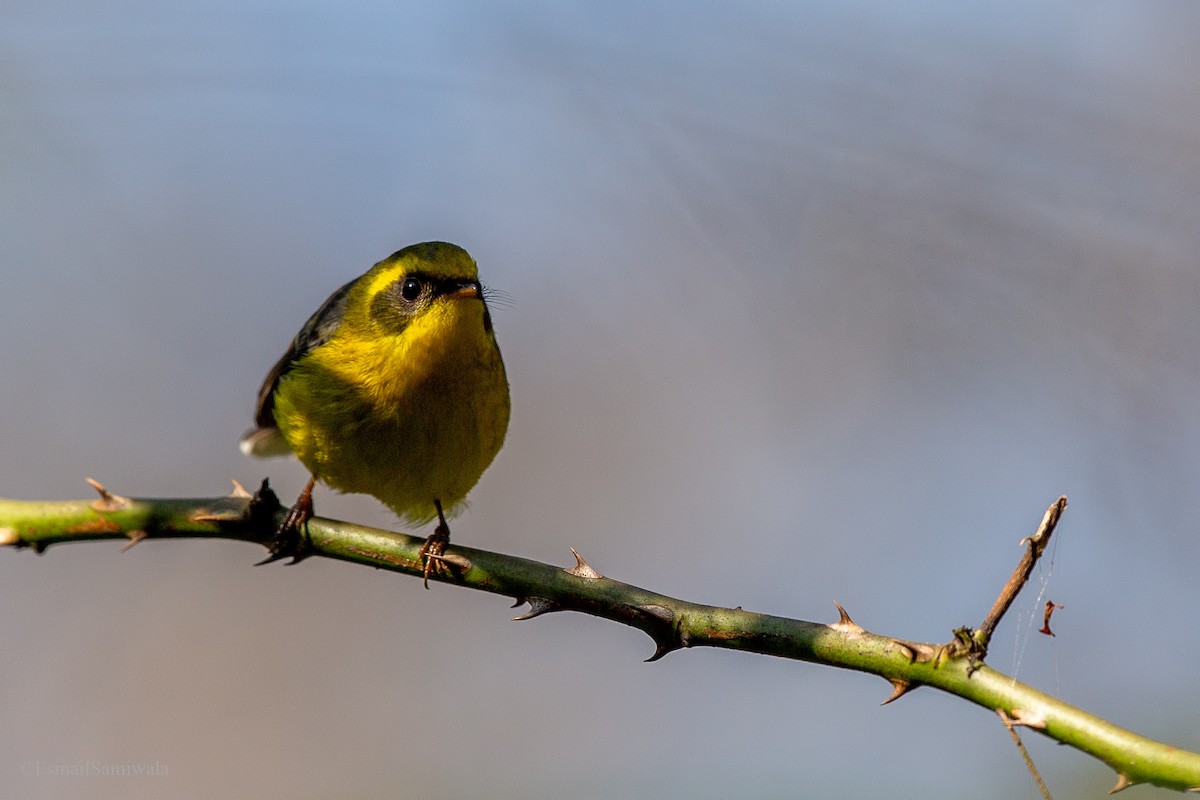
[2,2,1198,798]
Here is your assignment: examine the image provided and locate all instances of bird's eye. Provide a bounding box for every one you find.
[400,276,423,302]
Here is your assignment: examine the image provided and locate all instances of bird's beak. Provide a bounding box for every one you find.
[446,281,481,300]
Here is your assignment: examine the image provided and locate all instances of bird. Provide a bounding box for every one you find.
[241,241,510,583]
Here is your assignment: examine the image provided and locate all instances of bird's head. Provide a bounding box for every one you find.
[357,241,492,336]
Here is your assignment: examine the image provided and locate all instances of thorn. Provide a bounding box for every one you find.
[831,602,865,635]
[1011,708,1047,729]
[565,548,603,579]
[634,604,674,622]
[880,678,914,705]
[1039,601,1064,637]
[190,508,242,523]
[890,638,937,663]
[512,597,560,621]
[229,479,252,498]
[644,638,681,662]
[191,514,230,523]
[998,708,1047,730]
[120,530,148,552]
[1109,773,1138,794]
[86,477,131,512]
[510,597,526,609]
[0,527,18,547]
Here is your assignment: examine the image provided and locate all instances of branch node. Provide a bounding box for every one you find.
[120,529,148,552]
[880,678,914,705]
[512,597,560,621]
[565,547,603,580]
[831,602,864,635]
[86,477,131,513]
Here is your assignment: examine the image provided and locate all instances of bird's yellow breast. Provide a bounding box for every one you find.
[270,294,509,525]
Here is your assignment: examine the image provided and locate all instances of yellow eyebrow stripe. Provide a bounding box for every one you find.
[364,263,408,300]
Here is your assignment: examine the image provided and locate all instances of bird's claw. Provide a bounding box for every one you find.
[418,499,456,588]
[255,477,315,566]
[418,524,450,588]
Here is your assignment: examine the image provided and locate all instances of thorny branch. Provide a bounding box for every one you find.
[2,484,1198,794]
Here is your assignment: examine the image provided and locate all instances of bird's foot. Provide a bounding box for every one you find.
[255,477,316,566]
[418,500,453,588]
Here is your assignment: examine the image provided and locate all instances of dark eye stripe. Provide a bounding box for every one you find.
[432,277,482,297]
[392,272,479,301]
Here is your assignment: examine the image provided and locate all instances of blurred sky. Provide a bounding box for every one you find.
[2,1,1199,798]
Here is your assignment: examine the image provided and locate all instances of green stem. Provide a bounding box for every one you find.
[2,491,1197,793]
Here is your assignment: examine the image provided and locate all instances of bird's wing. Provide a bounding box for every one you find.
[251,277,356,430]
